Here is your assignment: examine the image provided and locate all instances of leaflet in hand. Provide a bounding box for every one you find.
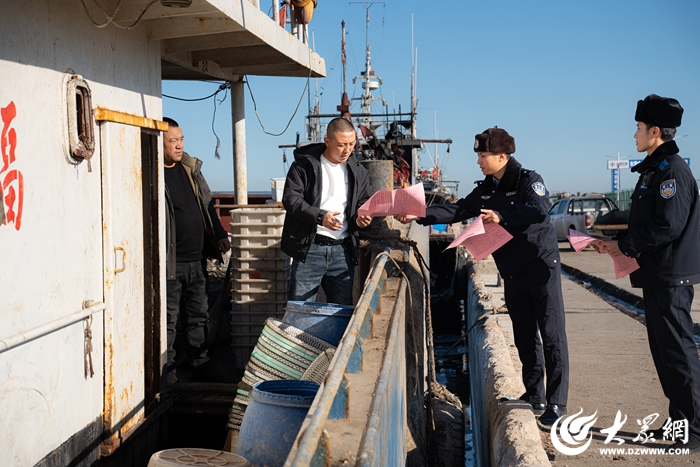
[445,215,513,261]
[567,229,640,279]
[357,183,426,217]
[567,229,597,252]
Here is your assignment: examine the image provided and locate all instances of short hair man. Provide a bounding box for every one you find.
[281,117,372,305]
[396,128,569,424]
[163,117,230,383]
[595,95,700,452]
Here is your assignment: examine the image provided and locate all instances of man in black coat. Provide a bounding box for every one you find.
[396,127,569,424]
[163,117,230,384]
[281,117,372,305]
[595,95,700,452]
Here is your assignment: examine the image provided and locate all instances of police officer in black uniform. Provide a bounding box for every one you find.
[396,127,569,424]
[595,95,700,452]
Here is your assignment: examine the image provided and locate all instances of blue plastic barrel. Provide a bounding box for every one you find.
[282,301,354,346]
[236,380,319,467]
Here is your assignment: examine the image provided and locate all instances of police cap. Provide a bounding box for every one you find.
[635,94,683,128]
[474,127,516,154]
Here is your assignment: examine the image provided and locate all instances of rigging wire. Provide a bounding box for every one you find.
[163,82,231,102]
[245,43,313,137]
[245,77,309,137]
[162,81,232,160]
[211,86,229,159]
[80,0,159,30]
[317,48,341,105]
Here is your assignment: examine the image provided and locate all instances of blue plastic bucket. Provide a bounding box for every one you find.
[236,380,319,467]
[282,301,354,346]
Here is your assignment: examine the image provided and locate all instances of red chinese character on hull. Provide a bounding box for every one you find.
[1,101,23,231]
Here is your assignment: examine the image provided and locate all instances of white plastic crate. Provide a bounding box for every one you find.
[231,256,290,271]
[230,207,285,230]
[230,235,282,249]
[271,178,286,202]
[233,278,290,293]
[229,207,290,367]
[232,264,291,283]
[231,301,287,367]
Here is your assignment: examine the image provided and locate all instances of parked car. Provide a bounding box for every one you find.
[590,209,629,239]
[548,195,624,241]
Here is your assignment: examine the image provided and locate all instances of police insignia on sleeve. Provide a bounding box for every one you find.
[531,182,546,196]
[660,179,676,199]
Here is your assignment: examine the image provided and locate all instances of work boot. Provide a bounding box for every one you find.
[539,404,567,426]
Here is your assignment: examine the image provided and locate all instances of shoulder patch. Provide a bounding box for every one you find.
[660,179,676,199]
[531,182,546,197]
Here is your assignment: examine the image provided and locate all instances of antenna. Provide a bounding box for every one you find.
[349,2,386,126]
[434,110,438,168]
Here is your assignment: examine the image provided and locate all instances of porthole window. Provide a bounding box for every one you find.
[65,74,95,170]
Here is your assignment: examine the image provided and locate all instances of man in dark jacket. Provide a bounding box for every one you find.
[595,95,700,452]
[163,117,230,383]
[396,128,569,424]
[282,117,372,305]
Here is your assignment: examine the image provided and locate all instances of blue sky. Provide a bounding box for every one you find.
[163,0,700,197]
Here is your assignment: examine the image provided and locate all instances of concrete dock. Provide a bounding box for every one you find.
[468,244,700,466]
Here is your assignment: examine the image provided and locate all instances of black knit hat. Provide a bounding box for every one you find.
[635,94,683,128]
[474,127,515,154]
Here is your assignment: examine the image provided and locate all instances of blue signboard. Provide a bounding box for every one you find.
[629,158,689,168]
[612,168,620,192]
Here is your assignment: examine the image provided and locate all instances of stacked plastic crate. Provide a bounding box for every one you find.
[229,207,290,368]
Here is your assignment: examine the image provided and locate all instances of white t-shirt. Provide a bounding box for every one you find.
[317,155,349,240]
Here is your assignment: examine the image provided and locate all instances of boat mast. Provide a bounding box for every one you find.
[411,12,418,184]
[337,20,351,120]
[350,2,385,129]
[305,32,322,142]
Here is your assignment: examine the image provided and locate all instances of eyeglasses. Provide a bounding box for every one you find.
[167,137,184,144]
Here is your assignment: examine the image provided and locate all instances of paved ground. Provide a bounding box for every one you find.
[526,244,700,465]
[558,241,700,323]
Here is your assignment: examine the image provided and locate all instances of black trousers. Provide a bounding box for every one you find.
[166,261,210,370]
[504,262,569,406]
[643,286,700,439]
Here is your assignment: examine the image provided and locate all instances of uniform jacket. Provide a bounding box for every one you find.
[281,143,371,263]
[418,157,560,278]
[618,140,700,288]
[165,152,228,280]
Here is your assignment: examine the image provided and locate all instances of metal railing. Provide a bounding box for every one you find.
[284,251,391,465]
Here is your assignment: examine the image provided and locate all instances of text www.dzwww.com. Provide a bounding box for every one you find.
[599,447,689,456]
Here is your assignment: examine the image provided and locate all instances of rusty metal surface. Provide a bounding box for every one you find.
[94,108,168,132]
[283,253,389,466]
[100,122,146,446]
[0,0,327,464]
[356,279,408,466]
[284,224,423,466]
[360,160,394,194]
